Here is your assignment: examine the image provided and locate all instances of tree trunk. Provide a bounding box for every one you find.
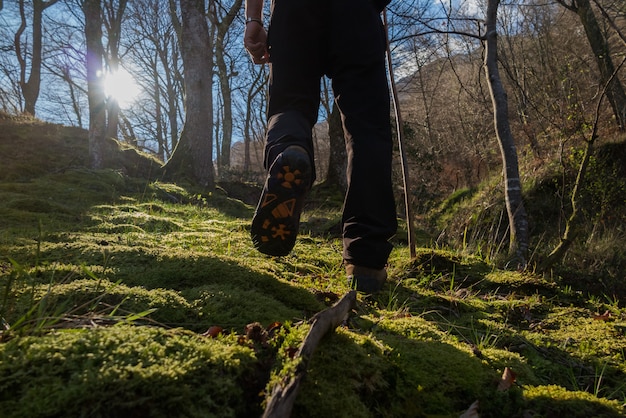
[208,0,242,174]
[576,0,626,130]
[15,0,59,116]
[324,103,348,193]
[483,0,529,266]
[558,0,626,130]
[540,140,594,270]
[103,0,128,140]
[155,0,182,159]
[167,0,183,157]
[152,56,165,160]
[60,67,83,128]
[539,53,613,271]
[84,0,109,169]
[105,93,120,140]
[163,0,215,189]
[243,67,265,173]
[215,47,232,173]
[166,45,182,157]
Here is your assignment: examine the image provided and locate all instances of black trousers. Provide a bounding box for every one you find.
[265,0,397,269]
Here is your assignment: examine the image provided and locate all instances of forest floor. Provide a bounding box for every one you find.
[1,114,625,417]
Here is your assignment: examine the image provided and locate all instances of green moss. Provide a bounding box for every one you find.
[373,316,499,416]
[292,329,396,418]
[0,326,259,418]
[523,385,624,417]
[438,187,476,213]
[2,117,626,417]
[484,270,558,294]
[190,284,310,331]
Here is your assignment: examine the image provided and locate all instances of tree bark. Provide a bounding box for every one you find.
[158,0,182,159]
[540,141,593,270]
[324,103,348,193]
[483,0,529,266]
[103,0,128,140]
[60,66,84,128]
[577,0,626,130]
[539,54,619,270]
[243,66,266,173]
[84,0,110,169]
[15,0,59,116]
[558,0,626,130]
[163,0,215,189]
[208,0,242,175]
[152,52,165,160]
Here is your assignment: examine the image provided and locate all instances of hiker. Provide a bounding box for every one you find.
[244,0,397,293]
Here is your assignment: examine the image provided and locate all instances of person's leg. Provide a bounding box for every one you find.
[329,0,397,284]
[250,0,327,256]
[263,0,328,168]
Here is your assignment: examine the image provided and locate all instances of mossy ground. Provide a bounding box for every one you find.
[1,115,625,417]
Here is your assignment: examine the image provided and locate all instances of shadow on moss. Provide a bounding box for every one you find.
[0,326,262,418]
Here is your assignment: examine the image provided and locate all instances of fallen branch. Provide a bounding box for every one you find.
[262,290,357,418]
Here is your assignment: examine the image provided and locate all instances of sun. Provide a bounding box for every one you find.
[102,68,140,108]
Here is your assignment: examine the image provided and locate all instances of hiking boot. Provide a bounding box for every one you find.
[346,263,387,293]
[251,146,312,256]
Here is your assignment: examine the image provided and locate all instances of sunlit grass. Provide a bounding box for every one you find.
[1,118,626,416]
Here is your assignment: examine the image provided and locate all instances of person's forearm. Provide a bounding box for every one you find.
[245,0,263,19]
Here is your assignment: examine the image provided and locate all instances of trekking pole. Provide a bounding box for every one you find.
[383,8,416,259]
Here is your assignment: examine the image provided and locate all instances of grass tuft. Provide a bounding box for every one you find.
[1,117,625,416]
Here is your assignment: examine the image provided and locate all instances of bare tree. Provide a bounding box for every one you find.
[242,62,266,174]
[387,1,497,209]
[102,0,128,140]
[394,0,529,262]
[124,0,184,160]
[14,0,59,116]
[27,3,88,127]
[208,0,242,175]
[497,3,583,157]
[163,0,215,188]
[83,0,111,168]
[324,101,348,193]
[557,0,626,130]
[540,59,625,270]
[0,16,23,114]
[483,0,529,265]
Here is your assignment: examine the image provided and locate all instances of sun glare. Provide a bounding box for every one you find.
[102,69,140,108]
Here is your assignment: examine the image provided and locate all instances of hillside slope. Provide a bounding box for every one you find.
[0,115,625,417]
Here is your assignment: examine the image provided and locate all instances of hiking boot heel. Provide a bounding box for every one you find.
[251,146,311,256]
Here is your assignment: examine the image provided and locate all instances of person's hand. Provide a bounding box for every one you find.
[244,21,269,64]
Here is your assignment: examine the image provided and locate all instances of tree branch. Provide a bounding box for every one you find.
[262,291,357,418]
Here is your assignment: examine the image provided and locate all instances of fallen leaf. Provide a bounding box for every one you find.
[266,321,283,338]
[497,367,516,391]
[202,326,223,338]
[593,310,611,321]
[459,400,479,418]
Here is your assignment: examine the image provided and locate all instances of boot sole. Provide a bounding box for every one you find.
[251,148,311,256]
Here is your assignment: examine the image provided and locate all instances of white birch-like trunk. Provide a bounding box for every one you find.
[484,0,529,265]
